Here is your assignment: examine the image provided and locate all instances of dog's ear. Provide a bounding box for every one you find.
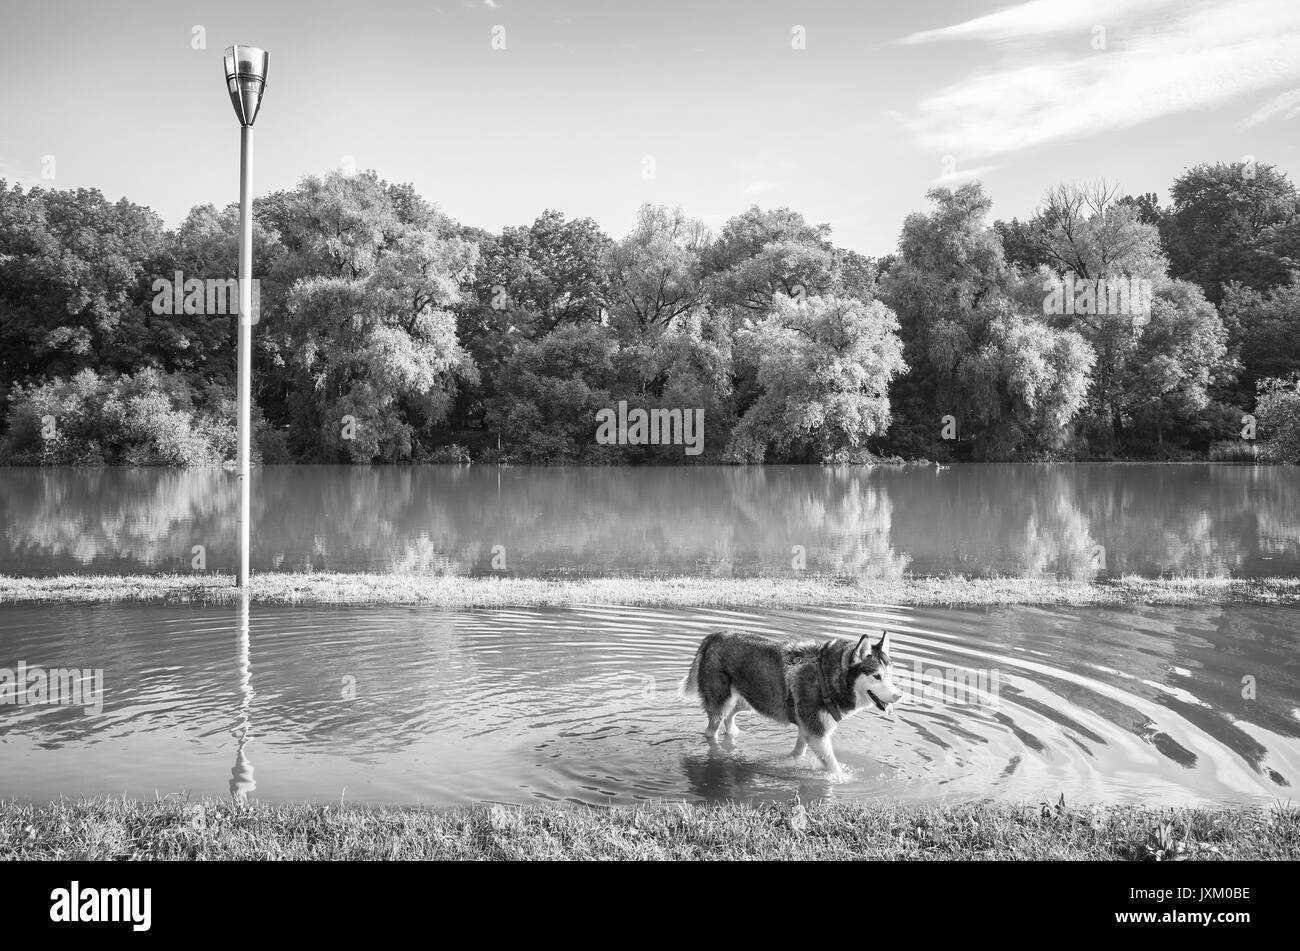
[853,633,870,658]
[873,630,891,657]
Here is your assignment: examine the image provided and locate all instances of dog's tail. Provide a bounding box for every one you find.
[678,638,706,699]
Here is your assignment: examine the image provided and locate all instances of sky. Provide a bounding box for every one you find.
[0,0,1297,255]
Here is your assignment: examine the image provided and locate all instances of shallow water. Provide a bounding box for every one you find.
[2,463,1298,579]
[1,601,1295,806]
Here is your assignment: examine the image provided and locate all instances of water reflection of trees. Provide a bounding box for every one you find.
[0,466,911,578]
[1067,465,1300,577]
[2,464,1298,579]
[878,464,1300,580]
[1,468,233,572]
[877,465,1099,579]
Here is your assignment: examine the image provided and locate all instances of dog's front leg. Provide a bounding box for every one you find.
[789,729,808,759]
[806,731,845,781]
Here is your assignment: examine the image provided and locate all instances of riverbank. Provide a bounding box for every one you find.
[2,796,1295,860]
[2,572,1300,608]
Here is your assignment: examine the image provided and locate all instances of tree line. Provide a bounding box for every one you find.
[0,160,1297,466]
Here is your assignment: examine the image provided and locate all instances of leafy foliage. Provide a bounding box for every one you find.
[726,294,906,462]
[1161,161,1300,303]
[1256,377,1300,463]
[484,323,621,463]
[0,369,234,466]
[1,160,1298,465]
[276,172,478,462]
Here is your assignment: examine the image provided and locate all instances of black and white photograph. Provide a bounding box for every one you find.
[0,0,1296,932]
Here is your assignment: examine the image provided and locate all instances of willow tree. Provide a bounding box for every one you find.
[725,294,907,463]
[882,183,1094,459]
[274,170,478,461]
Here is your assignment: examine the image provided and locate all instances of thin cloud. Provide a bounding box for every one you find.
[897,0,1300,157]
[1243,87,1300,127]
[743,180,783,195]
[931,165,1000,186]
[901,0,1183,45]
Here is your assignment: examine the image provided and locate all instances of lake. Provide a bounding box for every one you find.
[1,463,1297,807]
[1,463,1298,579]
[0,600,1295,806]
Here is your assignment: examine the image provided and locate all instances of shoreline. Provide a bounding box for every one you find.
[3,572,1300,608]
[2,797,1295,860]
[0,460,1282,468]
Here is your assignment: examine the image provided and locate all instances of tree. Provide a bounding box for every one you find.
[993,217,1052,271]
[149,202,283,388]
[0,182,164,386]
[1029,182,1194,450]
[935,298,1095,459]
[603,204,709,332]
[883,184,1102,459]
[274,170,478,461]
[1035,181,1166,280]
[256,170,404,283]
[725,294,906,463]
[611,306,735,461]
[704,206,838,313]
[834,248,880,301]
[0,368,234,466]
[705,206,885,315]
[485,323,622,463]
[1117,278,1231,450]
[470,210,612,336]
[1161,161,1300,303]
[1116,192,1163,227]
[1255,376,1300,463]
[449,212,614,450]
[1219,276,1300,402]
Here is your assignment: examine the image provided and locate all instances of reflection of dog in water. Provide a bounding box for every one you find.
[680,630,902,780]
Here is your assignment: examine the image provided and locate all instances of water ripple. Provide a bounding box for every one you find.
[0,601,1296,806]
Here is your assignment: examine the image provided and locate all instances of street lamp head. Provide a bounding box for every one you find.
[223,45,269,127]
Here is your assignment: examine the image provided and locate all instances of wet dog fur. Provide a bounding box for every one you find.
[679,629,903,779]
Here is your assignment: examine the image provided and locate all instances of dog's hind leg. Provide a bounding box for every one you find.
[723,691,747,736]
[696,638,737,741]
[702,686,728,740]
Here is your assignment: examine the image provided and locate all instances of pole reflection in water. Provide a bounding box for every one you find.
[230,590,256,801]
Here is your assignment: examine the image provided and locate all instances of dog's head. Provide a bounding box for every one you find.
[850,630,903,714]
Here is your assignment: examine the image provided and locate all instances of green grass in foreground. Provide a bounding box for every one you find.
[3,572,1300,608]
[2,797,1296,861]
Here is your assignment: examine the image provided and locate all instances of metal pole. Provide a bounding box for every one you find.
[236,125,254,588]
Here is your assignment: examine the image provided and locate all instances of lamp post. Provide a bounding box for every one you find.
[222,45,268,588]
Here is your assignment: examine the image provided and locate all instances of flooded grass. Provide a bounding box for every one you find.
[3,572,1300,607]
[2,796,1296,860]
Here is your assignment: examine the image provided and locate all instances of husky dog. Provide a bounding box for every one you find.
[680,629,902,779]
